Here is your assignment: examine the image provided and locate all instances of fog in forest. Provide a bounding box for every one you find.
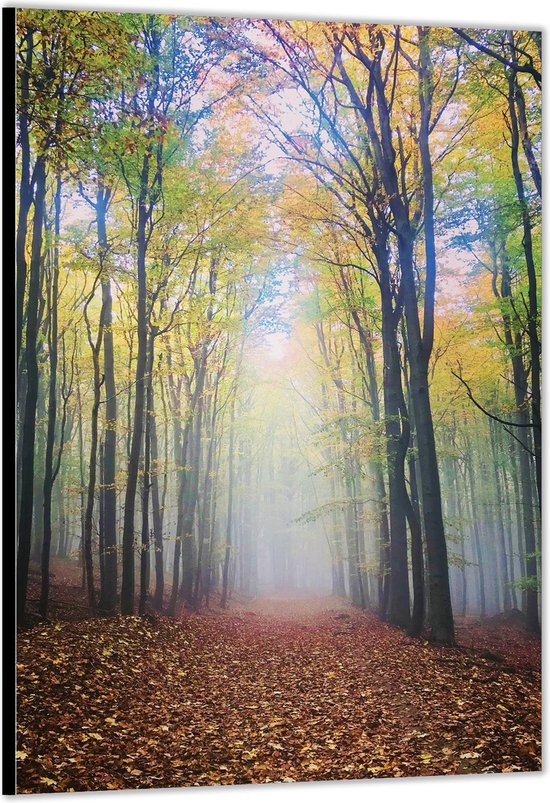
[16,12,541,634]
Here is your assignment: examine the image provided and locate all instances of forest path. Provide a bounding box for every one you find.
[17,596,541,792]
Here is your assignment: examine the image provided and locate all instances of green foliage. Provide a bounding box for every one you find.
[511,575,540,593]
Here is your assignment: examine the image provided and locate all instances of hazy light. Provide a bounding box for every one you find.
[262,331,289,361]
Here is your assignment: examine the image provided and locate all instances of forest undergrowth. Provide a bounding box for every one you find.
[16,564,541,793]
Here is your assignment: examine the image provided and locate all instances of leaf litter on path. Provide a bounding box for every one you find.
[16,596,541,793]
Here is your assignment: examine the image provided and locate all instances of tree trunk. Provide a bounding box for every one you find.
[83,281,106,614]
[343,269,392,616]
[16,30,33,367]
[355,39,454,643]
[139,329,156,615]
[497,251,539,632]
[465,448,486,618]
[498,432,518,608]
[193,373,222,608]
[151,359,165,610]
[121,153,151,615]
[401,321,425,636]
[328,457,347,599]
[221,391,237,609]
[121,23,162,613]
[406,437,425,636]
[167,407,192,617]
[97,186,118,616]
[31,374,45,565]
[513,65,541,198]
[489,418,511,610]
[205,434,223,607]
[453,460,468,616]
[76,373,86,590]
[40,175,62,618]
[507,56,541,513]
[99,442,106,604]
[17,155,46,622]
[380,261,411,629]
[179,371,205,606]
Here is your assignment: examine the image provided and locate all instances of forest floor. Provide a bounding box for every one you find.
[16,566,541,793]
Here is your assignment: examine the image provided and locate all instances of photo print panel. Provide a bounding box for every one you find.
[9,5,542,794]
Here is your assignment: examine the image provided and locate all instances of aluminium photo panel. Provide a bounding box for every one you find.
[9,3,542,795]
